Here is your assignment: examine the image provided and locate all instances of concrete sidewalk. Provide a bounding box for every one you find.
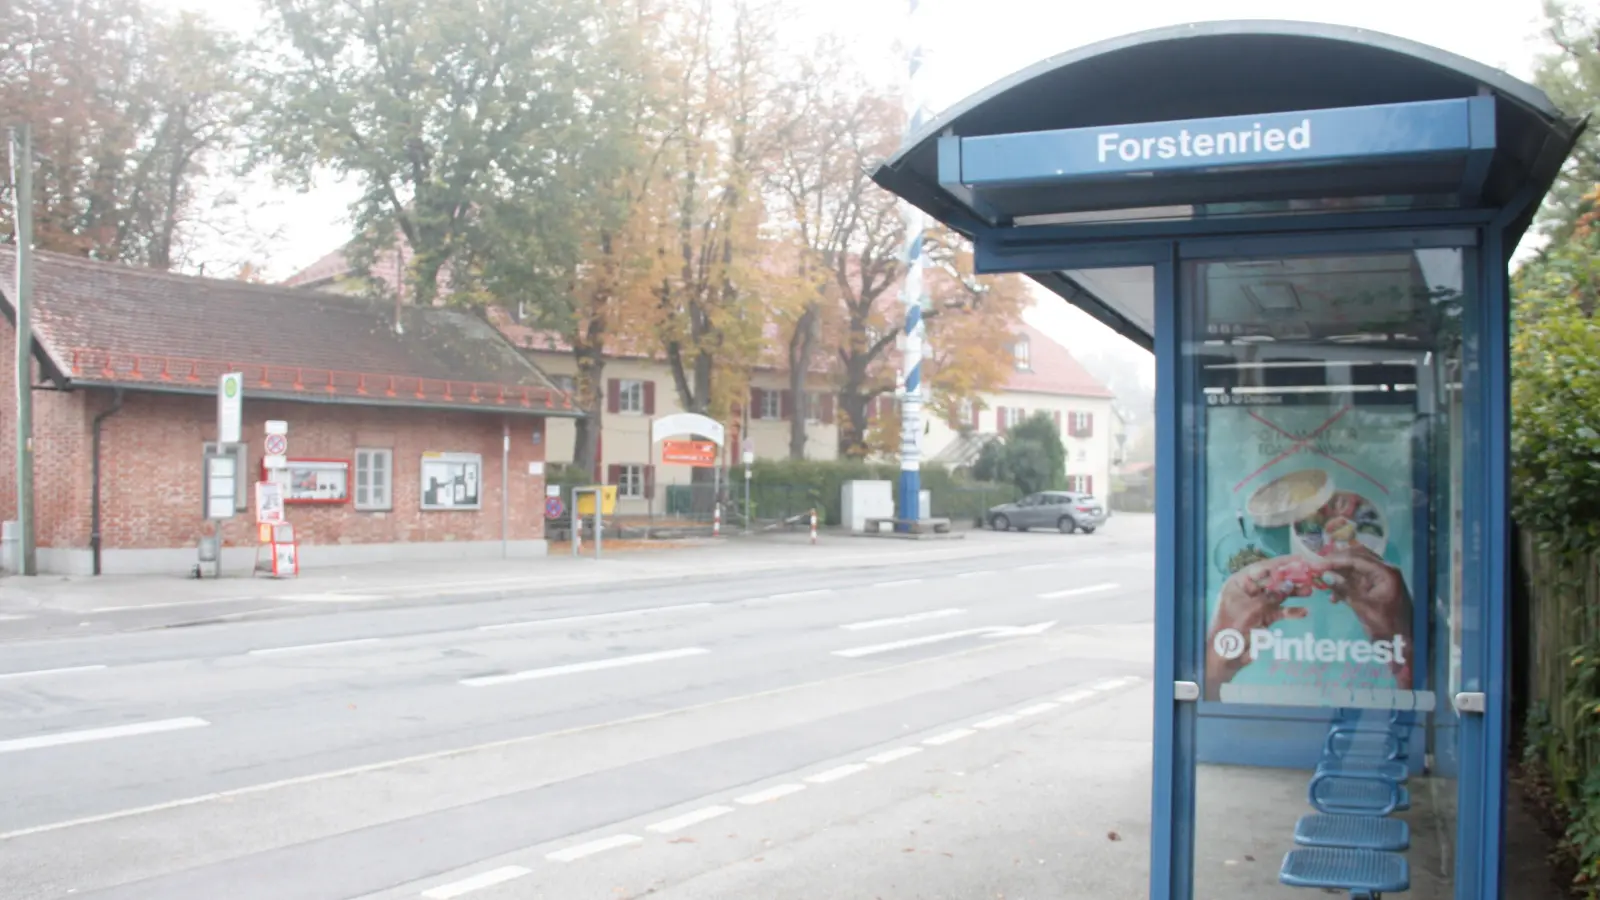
[0,529,1040,618]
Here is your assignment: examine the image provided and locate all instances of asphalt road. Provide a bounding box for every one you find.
[0,530,1155,900]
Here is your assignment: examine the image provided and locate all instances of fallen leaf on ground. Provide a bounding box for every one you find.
[1107,830,1122,841]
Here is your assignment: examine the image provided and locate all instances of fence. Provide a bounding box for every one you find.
[1517,530,1600,801]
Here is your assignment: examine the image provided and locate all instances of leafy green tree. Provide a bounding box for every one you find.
[252,0,604,305]
[971,412,1067,496]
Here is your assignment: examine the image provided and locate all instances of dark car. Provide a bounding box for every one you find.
[987,491,1108,534]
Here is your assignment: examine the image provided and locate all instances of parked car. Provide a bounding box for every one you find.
[987,491,1108,534]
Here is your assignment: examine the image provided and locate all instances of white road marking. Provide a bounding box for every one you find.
[735,783,805,805]
[833,628,995,658]
[248,638,381,656]
[973,714,1018,729]
[273,593,387,603]
[0,643,1002,842]
[1038,582,1120,600]
[421,866,531,899]
[0,665,108,681]
[477,602,713,632]
[461,647,709,687]
[1017,563,1057,571]
[980,620,1056,638]
[546,834,642,861]
[841,608,965,631]
[89,598,257,613]
[760,589,834,602]
[871,578,924,588]
[924,728,976,746]
[804,763,870,784]
[1015,702,1057,717]
[1058,689,1098,703]
[645,805,735,834]
[1092,676,1143,691]
[0,614,28,622]
[0,717,208,755]
[954,570,991,579]
[866,746,923,764]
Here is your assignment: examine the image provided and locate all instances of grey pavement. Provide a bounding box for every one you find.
[0,516,1157,900]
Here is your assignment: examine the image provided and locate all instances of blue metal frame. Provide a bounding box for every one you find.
[1150,247,1187,900]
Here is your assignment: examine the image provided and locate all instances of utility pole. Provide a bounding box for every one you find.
[9,125,36,576]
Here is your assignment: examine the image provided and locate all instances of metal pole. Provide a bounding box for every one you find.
[571,488,579,557]
[500,424,510,559]
[10,125,36,575]
[896,0,929,532]
[595,489,603,560]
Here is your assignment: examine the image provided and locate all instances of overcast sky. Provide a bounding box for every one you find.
[151,0,1555,387]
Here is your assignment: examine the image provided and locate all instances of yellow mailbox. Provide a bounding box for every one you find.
[575,485,618,516]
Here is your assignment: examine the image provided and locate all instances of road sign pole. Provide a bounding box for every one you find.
[11,125,36,575]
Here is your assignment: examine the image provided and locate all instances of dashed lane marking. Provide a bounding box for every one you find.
[804,763,870,784]
[841,608,964,631]
[1037,582,1120,600]
[0,665,107,681]
[546,834,643,862]
[735,783,806,805]
[0,717,209,755]
[420,866,531,899]
[1015,702,1057,717]
[973,714,1019,730]
[248,638,381,656]
[477,602,713,632]
[866,746,923,764]
[923,728,976,746]
[645,805,735,834]
[461,647,709,687]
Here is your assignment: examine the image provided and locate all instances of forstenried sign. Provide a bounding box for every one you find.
[953,97,1486,185]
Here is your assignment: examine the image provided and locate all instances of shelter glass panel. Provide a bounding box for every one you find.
[1185,248,1466,899]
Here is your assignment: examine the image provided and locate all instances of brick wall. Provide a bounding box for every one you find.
[3,314,552,564]
[94,391,549,551]
[0,323,94,548]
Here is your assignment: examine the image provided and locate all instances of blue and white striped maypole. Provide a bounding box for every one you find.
[897,0,929,525]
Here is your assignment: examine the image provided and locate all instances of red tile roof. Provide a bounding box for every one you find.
[1003,323,1114,398]
[0,247,571,414]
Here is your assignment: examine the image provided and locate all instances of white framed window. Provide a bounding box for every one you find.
[1013,337,1031,370]
[759,390,781,420]
[618,464,645,499]
[354,448,393,511]
[618,379,645,414]
[1066,474,1094,495]
[1005,407,1026,428]
[202,441,249,511]
[420,452,482,510]
[1069,411,1094,437]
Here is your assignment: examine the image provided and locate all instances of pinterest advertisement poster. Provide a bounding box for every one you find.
[1202,396,1430,710]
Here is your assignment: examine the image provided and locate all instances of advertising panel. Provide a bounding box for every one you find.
[1202,396,1427,710]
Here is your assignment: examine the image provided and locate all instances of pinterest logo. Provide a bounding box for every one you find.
[1213,628,1247,660]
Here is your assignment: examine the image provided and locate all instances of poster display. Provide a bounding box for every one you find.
[275,459,349,504]
[1202,396,1428,710]
[421,452,482,510]
[255,481,286,525]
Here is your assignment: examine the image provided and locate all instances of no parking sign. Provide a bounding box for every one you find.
[545,496,565,519]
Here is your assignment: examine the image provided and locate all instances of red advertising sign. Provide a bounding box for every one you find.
[661,439,717,466]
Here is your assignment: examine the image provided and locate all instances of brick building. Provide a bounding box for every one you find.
[0,248,575,575]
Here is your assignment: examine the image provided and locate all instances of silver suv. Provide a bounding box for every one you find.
[987,491,1108,534]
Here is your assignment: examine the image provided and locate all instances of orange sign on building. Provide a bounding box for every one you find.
[660,439,718,466]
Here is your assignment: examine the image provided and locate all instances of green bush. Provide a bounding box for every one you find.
[1514,220,1600,895]
[743,458,1012,526]
[972,412,1068,495]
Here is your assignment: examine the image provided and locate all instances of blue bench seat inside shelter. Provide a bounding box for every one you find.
[1281,847,1410,899]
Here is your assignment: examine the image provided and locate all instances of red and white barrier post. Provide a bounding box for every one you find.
[713,502,722,538]
[809,508,817,545]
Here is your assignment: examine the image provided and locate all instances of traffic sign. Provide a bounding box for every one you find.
[265,433,288,456]
[545,496,566,519]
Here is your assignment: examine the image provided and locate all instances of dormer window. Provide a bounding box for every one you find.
[1012,336,1031,370]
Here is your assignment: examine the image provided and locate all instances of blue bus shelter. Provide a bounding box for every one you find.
[872,21,1584,900]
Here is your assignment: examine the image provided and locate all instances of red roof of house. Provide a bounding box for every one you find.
[0,247,571,414]
[1004,323,1114,398]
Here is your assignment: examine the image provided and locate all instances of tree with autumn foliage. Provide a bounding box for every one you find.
[476,0,674,478]
[765,40,901,459]
[0,0,249,269]
[649,0,791,423]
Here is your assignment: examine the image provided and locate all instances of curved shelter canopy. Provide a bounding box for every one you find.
[872,20,1584,344]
